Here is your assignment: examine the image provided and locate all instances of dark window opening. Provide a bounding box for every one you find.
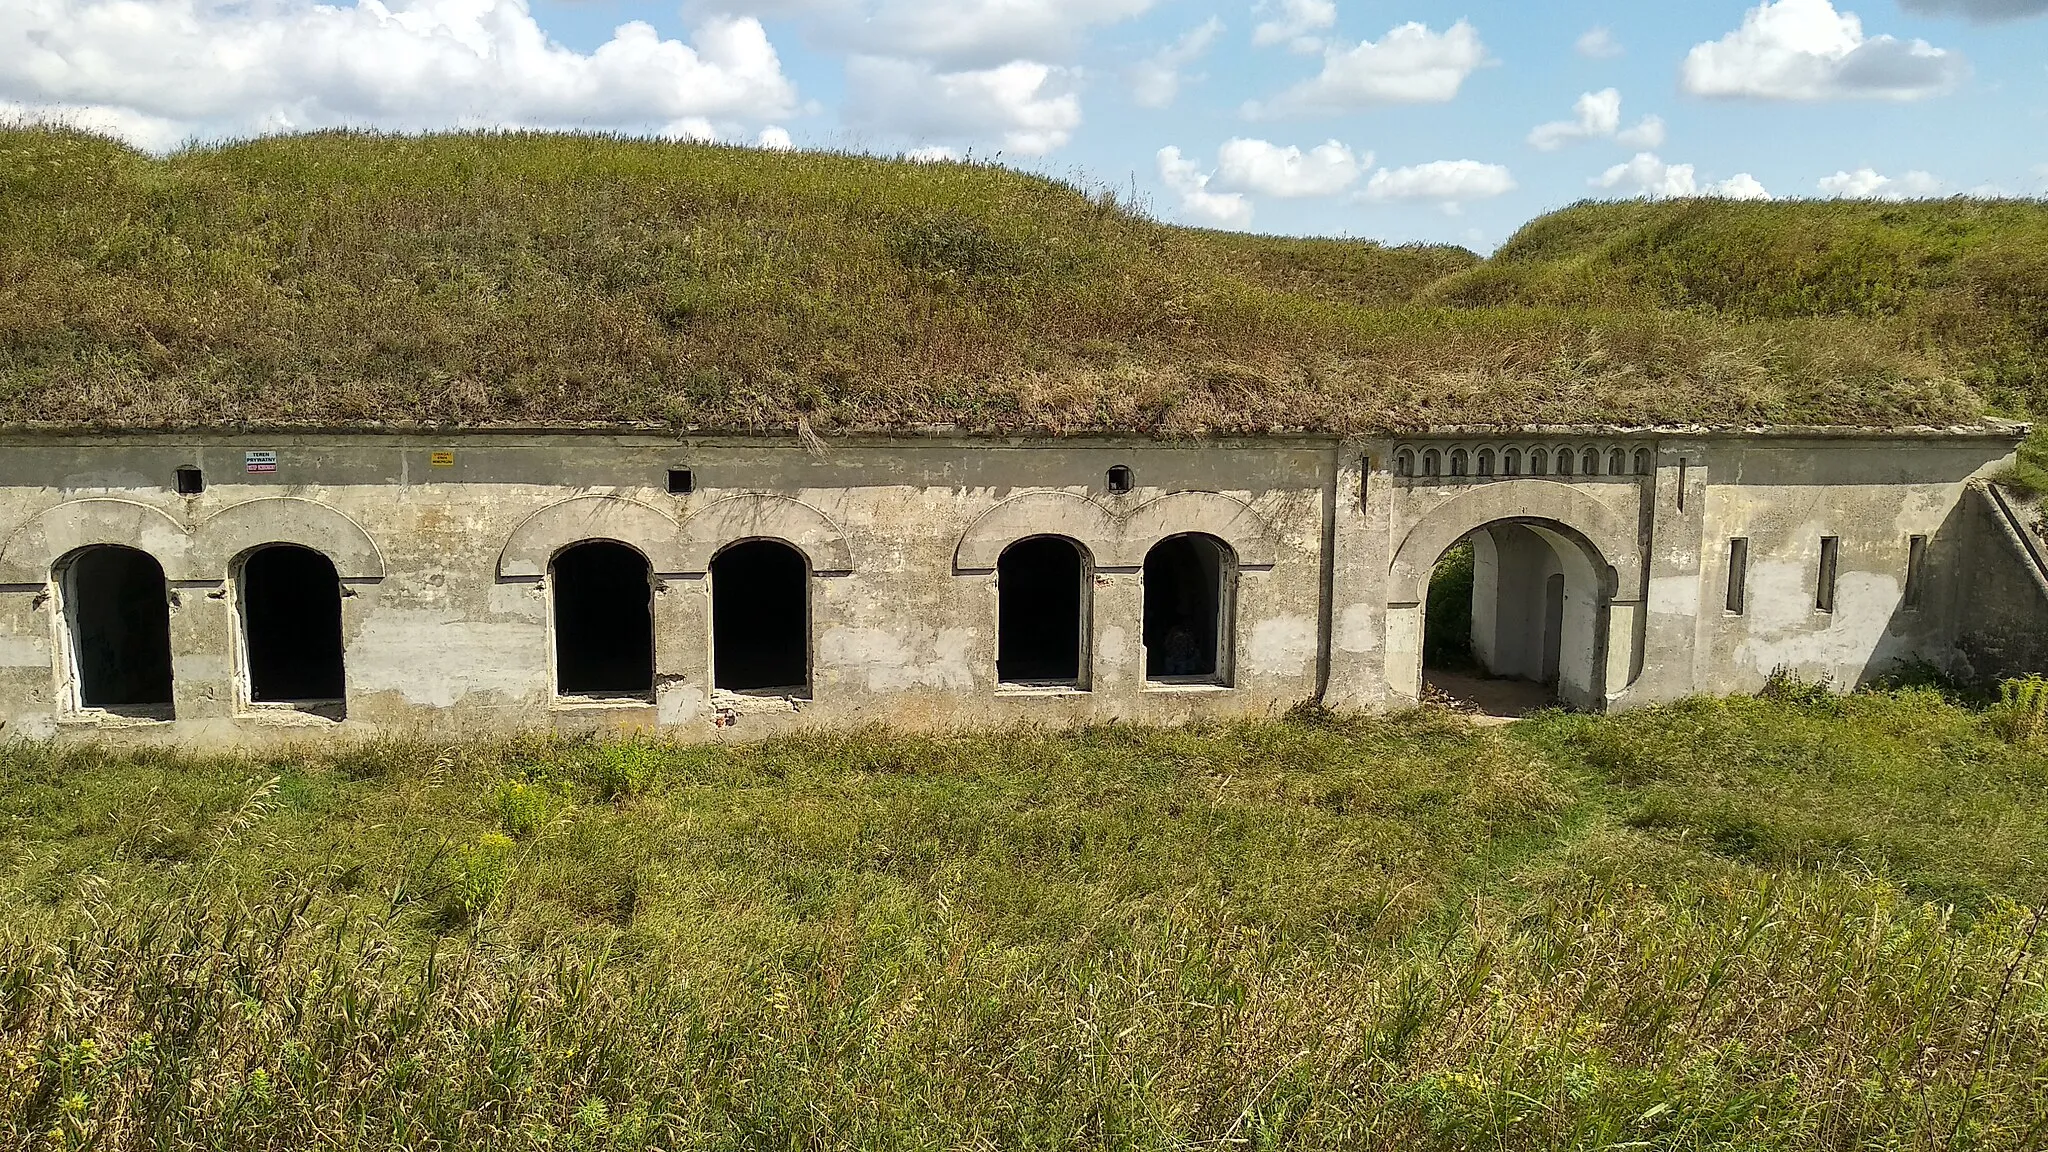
[997,537,1086,685]
[1107,465,1135,494]
[1816,536,1840,614]
[553,541,655,698]
[713,539,809,695]
[1905,535,1927,610]
[241,545,346,707]
[1144,533,1232,682]
[667,468,695,495]
[64,545,175,715]
[1394,450,1414,477]
[175,467,204,495]
[1726,537,1749,616]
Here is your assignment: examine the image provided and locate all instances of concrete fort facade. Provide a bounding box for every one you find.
[0,427,2037,745]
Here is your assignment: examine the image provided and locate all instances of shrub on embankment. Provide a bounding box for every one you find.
[4,691,2047,1148]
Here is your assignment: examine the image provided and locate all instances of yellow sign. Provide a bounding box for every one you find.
[429,451,456,468]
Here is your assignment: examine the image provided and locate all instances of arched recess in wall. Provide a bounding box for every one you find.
[499,496,689,579]
[1117,492,1280,570]
[193,498,386,581]
[1383,480,1645,706]
[0,499,196,584]
[956,491,1119,573]
[678,494,853,575]
[1386,480,1641,607]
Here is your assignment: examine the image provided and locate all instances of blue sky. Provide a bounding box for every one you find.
[5,0,2044,248]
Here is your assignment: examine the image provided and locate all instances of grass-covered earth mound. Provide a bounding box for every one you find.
[5,690,2048,1147]
[2,126,2044,436]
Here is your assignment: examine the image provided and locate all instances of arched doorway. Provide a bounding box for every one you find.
[711,539,810,696]
[1419,520,1611,715]
[1143,533,1235,685]
[997,536,1089,687]
[59,544,176,717]
[239,544,347,710]
[551,540,656,700]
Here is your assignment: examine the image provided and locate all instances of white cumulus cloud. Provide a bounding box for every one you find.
[1594,153,1773,199]
[1817,167,1947,197]
[0,0,799,151]
[1576,26,1623,58]
[847,56,1080,156]
[1682,0,1966,101]
[1526,89,1667,152]
[1361,159,1514,212]
[1158,145,1254,228]
[757,126,795,150]
[1214,137,1366,197]
[1252,0,1336,54]
[1129,17,1223,109]
[1245,20,1488,116]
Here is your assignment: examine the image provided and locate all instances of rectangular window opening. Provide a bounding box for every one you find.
[667,468,695,495]
[1816,536,1840,614]
[1726,537,1749,616]
[1904,534,1927,611]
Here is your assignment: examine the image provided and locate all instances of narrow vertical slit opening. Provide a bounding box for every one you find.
[1816,536,1840,614]
[1904,534,1927,611]
[1726,537,1749,616]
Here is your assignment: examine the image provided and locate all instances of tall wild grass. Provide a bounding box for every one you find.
[4,695,2048,1148]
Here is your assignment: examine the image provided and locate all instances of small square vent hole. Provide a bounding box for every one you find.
[175,466,204,495]
[667,468,695,495]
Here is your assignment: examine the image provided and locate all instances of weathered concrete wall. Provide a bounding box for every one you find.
[1952,486,2048,685]
[0,429,2027,746]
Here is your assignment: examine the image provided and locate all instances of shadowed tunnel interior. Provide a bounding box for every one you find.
[713,539,809,694]
[552,540,655,698]
[241,544,346,704]
[997,536,1085,684]
[1144,533,1230,681]
[64,545,175,712]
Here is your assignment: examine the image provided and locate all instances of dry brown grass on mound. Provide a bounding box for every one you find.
[0,126,2035,435]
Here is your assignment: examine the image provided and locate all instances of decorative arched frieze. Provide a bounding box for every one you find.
[956,491,1118,572]
[1118,491,1281,569]
[193,498,386,580]
[499,495,687,579]
[0,499,194,584]
[1385,480,1643,606]
[678,494,853,575]
[956,490,1282,572]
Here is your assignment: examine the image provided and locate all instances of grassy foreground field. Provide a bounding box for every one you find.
[4,690,2048,1149]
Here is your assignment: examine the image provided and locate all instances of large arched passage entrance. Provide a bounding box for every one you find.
[1385,481,1644,715]
[1420,520,1612,714]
